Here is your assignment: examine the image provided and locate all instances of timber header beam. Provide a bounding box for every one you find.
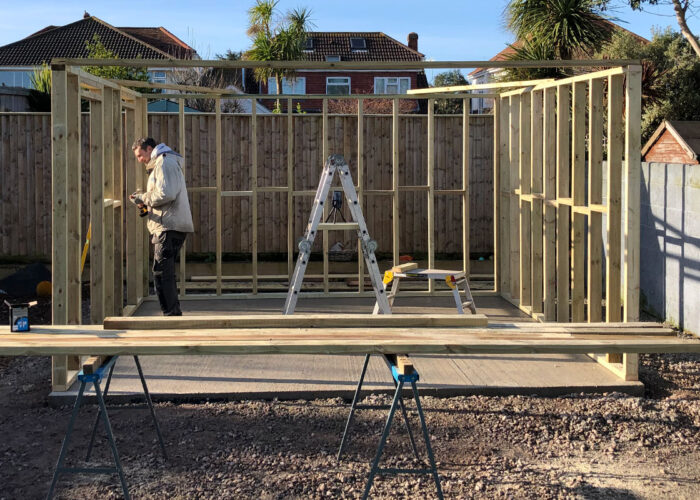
[51,58,642,70]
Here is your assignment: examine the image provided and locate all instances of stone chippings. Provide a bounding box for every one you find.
[0,353,699,499]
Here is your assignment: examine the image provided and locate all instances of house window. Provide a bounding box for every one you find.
[326,77,350,95]
[374,77,411,95]
[303,38,314,51]
[0,70,33,88]
[325,55,341,62]
[349,38,366,50]
[267,77,306,94]
[148,70,167,83]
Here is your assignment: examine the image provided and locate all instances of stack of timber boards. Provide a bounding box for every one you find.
[1,318,699,356]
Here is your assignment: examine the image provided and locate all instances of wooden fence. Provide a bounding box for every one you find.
[0,112,493,258]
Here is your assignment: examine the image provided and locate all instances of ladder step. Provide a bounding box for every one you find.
[317,222,359,231]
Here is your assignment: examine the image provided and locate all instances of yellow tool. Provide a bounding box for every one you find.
[80,223,91,275]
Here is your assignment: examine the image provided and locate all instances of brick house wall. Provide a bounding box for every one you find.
[261,71,421,112]
[643,130,699,165]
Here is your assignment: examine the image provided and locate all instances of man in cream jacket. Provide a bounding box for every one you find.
[132,138,194,315]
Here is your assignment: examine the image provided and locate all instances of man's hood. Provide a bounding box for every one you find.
[151,143,182,159]
[146,143,182,171]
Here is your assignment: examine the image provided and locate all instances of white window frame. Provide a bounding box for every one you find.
[149,70,167,84]
[267,77,306,95]
[326,76,351,95]
[374,77,411,95]
[325,55,341,62]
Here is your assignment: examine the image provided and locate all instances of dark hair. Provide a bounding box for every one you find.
[132,137,157,151]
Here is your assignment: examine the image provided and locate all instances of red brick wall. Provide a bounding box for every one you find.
[261,71,422,112]
[644,130,698,164]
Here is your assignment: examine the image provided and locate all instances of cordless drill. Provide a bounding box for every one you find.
[129,190,148,217]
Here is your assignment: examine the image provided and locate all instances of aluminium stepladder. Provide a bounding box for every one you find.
[283,154,443,498]
[283,154,391,315]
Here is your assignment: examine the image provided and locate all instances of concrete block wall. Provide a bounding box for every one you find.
[640,162,700,333]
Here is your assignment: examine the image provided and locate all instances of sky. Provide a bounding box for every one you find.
[1,0,697,81]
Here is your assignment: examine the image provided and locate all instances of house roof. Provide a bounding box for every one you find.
[468,19,649,78]
[118,27,196,60]
[301,32,423,62]
[642,121,700,161]
[0,16,182,66]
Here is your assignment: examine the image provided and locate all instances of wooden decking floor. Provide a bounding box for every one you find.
[52,295,643,403]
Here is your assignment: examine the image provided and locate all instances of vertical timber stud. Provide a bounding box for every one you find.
[357,98,365,293]
[588,79,604,323]
[51,65,68,390]
[519,92,532,308]
[623,64,642,380]
[463,98,470,279]
[141,99,149,297]
[134,97,146,302]
[287,98,294,283]
[498,97,510,296]
[89,95,104,324]
[556,85,571,322]
[624,65,642,322]
[606,74,624,324]
[66,72,81,326]
[392,98,400,266]
[112,89,123,316]
[125,106,137,307]
[427,98,435,293]
[65,70,83,391]
[542,88,557,321]
[216,98,222,295]
[509,95,520,301]
[322,99,329,293]
[530,90,544,315]
[102,88,115,318]
[493,97,500,293]
[571,82,587,322]
[252,101,258,294]
[178,99,186,297]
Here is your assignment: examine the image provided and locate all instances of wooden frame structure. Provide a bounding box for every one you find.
[50,59,642,390]
[491,66,643,380]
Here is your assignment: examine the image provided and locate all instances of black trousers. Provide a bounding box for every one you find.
[152,230,186,316]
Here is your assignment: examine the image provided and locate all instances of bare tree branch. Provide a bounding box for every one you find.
[671,0,700,57]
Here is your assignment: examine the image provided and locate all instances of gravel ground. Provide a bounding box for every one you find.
[1,297,699,499]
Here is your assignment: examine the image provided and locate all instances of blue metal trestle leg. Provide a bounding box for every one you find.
[338,354,422,462]
[47,356,130,500]
[361,365,443,500]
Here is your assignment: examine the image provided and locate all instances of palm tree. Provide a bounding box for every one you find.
[505,0,613,60]
[502,39,568,81]
[245,0,313,111]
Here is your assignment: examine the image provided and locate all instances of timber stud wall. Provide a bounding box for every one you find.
[49,59,642,390]
[494,66,642,380]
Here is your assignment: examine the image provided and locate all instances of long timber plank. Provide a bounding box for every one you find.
[104,314,489,329]
[2,325,696,357]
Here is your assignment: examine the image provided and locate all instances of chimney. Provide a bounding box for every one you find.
[83,11,91,18]
[407,32,418,52]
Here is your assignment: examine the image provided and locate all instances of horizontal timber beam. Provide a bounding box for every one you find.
[52,58,641,70]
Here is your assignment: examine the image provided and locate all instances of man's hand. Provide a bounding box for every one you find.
[129,190,145,207]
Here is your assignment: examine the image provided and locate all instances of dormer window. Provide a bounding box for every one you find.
[350,37,366,50]
[303,38,313,51]
[326,55,340,62]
